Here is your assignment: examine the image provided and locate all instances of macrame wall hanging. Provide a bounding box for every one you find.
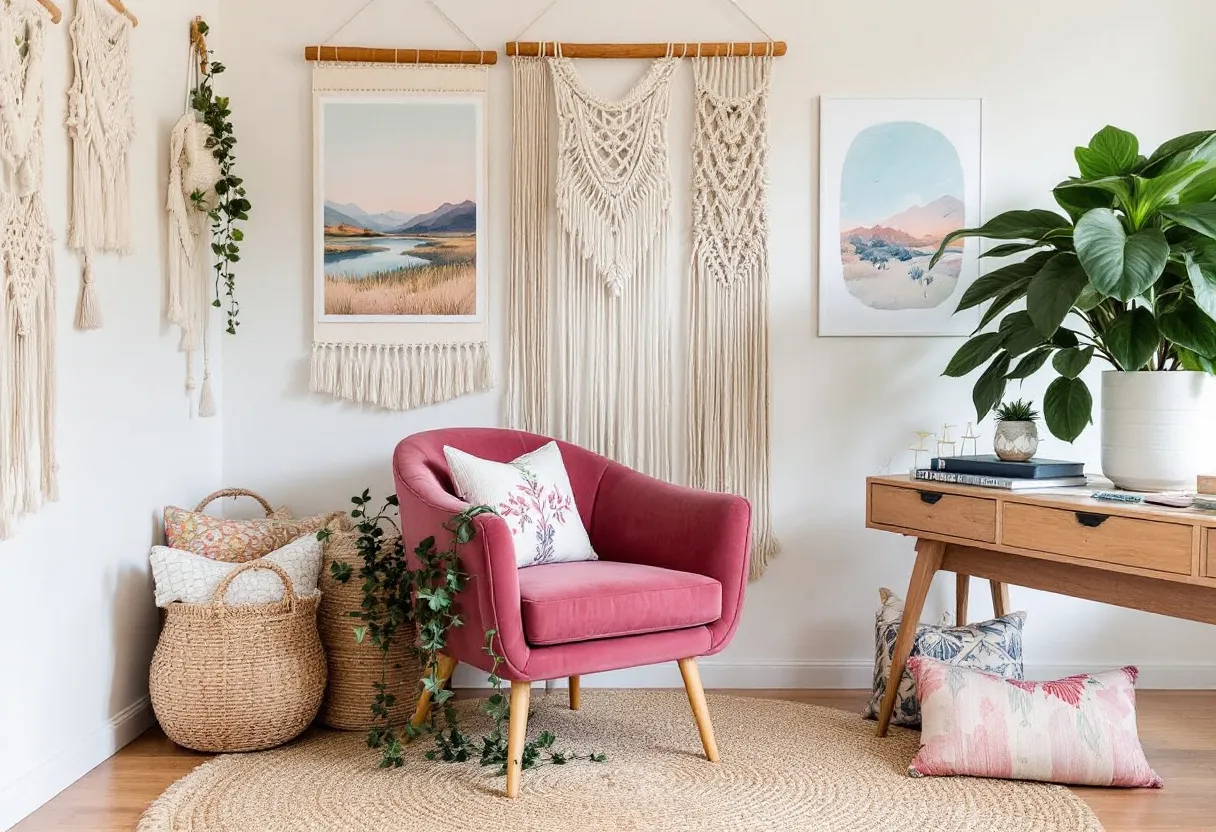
[689,55,777,577]
[0,0,58,539]
[65,0,137,331]
[304,2,497,411]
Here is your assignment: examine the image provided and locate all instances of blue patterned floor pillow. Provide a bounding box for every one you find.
[862,587,1026,728]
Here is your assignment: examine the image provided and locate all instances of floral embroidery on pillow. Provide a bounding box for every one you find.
[498,461,576,565]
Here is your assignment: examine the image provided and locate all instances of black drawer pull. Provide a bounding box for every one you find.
[919,491,944,505]
[1075,512,1109,528]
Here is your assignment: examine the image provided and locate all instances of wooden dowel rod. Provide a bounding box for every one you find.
[506,41,787,59]
[303,46,498,65]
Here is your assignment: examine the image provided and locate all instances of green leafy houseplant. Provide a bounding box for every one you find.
[190,19,250,335]
[938,126,1216,442]
[994,399,1039,423]
[320,491,606,773]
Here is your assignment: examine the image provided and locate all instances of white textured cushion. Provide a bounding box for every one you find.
[444,441,597,568]
[150,534,323,607]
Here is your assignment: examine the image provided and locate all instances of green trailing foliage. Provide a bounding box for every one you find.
[189,19,249,335]
[319,492,606,774]
[938,126,1216,443]
[994,398,1039,423]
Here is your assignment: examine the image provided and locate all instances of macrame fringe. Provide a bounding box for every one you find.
[198,371,217,418]
[309,342,493,411]
[74,255,102,330]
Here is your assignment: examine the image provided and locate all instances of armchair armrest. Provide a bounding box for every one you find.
[393,464,532,680]
[589,462,751,653]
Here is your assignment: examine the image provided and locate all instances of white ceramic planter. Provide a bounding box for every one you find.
[994,421,1039,461]
[1101,371,1216,491]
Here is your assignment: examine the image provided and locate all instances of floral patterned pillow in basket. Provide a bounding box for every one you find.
[444,441,597,568]
[863,587,1026,728]
[164,506,342,564]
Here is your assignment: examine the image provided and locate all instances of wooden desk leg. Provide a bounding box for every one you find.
[955,573,970,624]
[876,538,945,737]
[990,581,1011,618]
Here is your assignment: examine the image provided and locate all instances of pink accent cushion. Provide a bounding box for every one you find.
[516,561,722,647]
[908,657,1162,788]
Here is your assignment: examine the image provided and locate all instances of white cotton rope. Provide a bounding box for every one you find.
[689,56,778,578]
[546,56,677,481]
[0,0,58,539]
[65,0,135,331]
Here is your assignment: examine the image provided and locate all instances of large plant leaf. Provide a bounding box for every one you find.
[1161,132,1216,171]
[1006,346,1053,380]
[1044,376,1093,443]
[1055,176,1132,211]
[999,310,1048,357]
[1182,244,1216,321]
[1052,346,1094,379]
[1128,161,1208,225]
[1179,169,1216,204]
[1159,203,1216,239]
[1074,209,1169,300]
[1054,180,1115,220]
[1104,306,1161,370]
[981,242,1042,259]
[972,353,1011,421]
[1142,130,1216,175]
[956,251,1053,313]
[1025,253,1089,337]
[1178,346,1216,374]
[1074,126,1140,179]
[944,332,1006,377]
[931,210,1072,268]
[1158,297,1216,358]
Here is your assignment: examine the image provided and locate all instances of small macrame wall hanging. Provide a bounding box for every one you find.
[65,0,137,330]
[304,4,496,411]
[0,0,58,539]
[689,54,778,577]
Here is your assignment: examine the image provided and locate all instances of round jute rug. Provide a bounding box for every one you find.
[138,691,1102,832]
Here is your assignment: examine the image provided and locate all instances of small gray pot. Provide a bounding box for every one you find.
[994,420,1039,461]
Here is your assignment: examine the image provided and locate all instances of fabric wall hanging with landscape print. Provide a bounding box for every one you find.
[310,63,492,410]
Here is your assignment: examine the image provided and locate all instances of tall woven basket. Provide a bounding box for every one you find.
[319,531,420,730]
[150,561,327,752]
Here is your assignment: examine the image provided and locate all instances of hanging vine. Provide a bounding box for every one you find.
[189,18,249,335]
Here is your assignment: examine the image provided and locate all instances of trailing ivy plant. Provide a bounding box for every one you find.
[189,19,249,335]
[320,491,606,774]
[935,126,1216,442]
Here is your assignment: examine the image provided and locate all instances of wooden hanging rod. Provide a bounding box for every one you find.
[304,46,498,65]
[106,0,137,27]
[506,41,787,59]
[36,0,63,24]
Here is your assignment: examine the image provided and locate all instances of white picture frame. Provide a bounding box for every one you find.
[818,97,983,337]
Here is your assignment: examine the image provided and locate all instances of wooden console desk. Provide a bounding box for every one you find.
[866,474,1216,737]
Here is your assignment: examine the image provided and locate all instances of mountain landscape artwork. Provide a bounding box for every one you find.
[838,120,966,311]
[320,98,480,318]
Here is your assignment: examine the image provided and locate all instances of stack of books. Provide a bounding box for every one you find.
[915,455,1087,491]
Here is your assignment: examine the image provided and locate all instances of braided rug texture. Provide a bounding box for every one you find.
[138,691,1102,832]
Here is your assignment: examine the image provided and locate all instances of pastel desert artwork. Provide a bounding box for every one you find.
[321,99,479,317]
[838,120,966,311]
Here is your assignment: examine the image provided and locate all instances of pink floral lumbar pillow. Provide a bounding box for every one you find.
[908,656,1162,788]
[444,442,597,568]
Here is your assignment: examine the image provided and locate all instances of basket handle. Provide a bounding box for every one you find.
[210,560,297,610]
[193,488,276,516]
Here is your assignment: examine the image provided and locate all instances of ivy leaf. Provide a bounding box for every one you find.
[353,626,367,644]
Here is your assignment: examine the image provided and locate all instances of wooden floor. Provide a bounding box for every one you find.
[13,689,1216,831]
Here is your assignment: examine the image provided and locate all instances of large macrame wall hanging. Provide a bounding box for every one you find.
[689,55,778,577]
[65,0,135,331]
[0,0,58,539]
[308,61,492,410]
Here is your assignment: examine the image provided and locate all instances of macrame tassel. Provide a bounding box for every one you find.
[198,371,217,418]
[310,342,492,411]
[75,255,103,330]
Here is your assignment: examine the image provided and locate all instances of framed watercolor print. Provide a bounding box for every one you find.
[818,97,983,336]
[309,64,492,410]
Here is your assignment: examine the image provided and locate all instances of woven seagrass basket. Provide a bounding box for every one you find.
[318,531,420,730]
[150,560,327,752]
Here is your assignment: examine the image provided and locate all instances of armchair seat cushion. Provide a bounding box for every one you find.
[517,561,723,647]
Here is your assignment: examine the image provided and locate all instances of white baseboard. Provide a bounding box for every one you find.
[454,659,1216,691]
[0,697,155,832]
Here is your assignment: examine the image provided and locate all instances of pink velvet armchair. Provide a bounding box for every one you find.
[393,428,751,797]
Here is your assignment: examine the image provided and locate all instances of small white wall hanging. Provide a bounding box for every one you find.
[688,54,778,577]
[0,0,58,539]
[305,3,496,411]
[65,0,136,330]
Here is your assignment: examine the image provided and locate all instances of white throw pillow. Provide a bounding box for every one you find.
[150,534,323,607]
[443,441,598,568]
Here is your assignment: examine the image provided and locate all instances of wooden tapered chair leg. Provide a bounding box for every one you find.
[569,675,581,710]
[409,652,458,733]
[505,680,532,798]
[677,657,719,762]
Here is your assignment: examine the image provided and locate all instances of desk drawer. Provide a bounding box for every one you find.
[1002,503,1192,574]
[869,484,997,543]
[1207,530,1215,578]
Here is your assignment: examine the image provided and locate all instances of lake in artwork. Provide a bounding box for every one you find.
[838,121,965,311]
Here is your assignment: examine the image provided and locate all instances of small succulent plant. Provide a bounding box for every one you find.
[994,398,1040,423]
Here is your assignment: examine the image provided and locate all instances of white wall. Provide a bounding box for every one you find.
[220,0,1216,693]
[0,2,221,828]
